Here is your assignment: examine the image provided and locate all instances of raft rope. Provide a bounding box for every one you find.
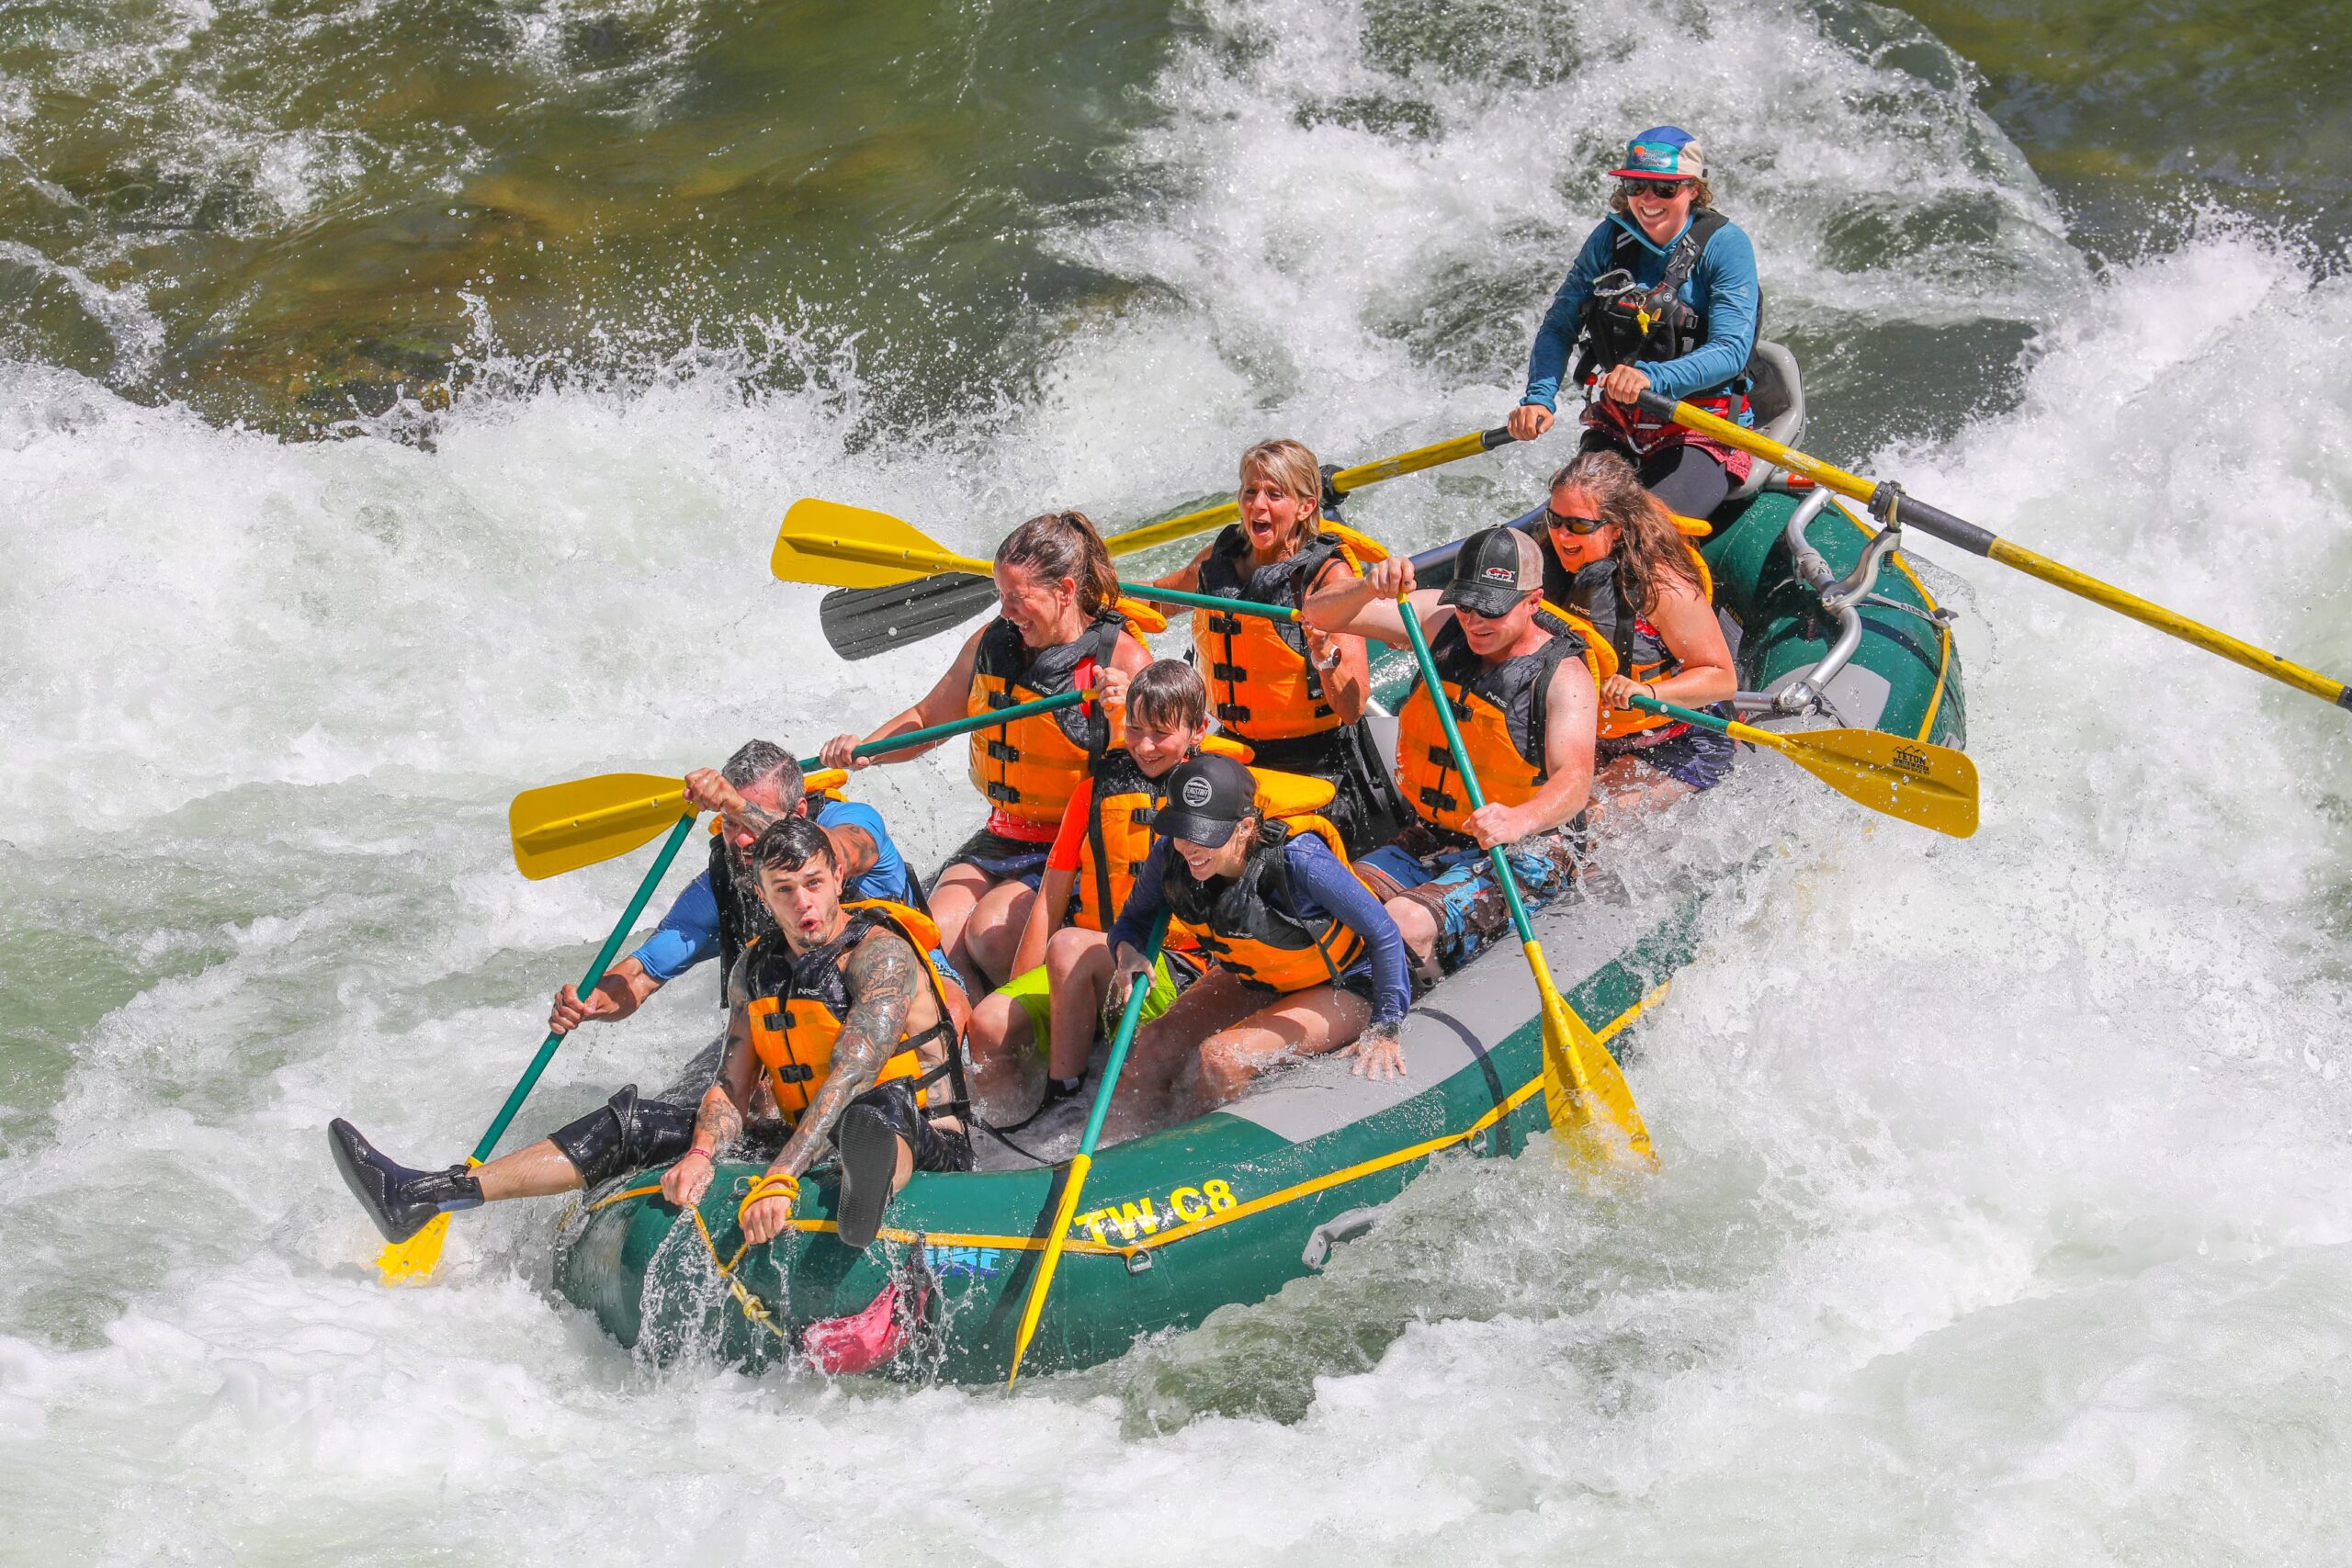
[582,981,1671,1342]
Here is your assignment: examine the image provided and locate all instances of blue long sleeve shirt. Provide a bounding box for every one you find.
[1109,833,1412,1027]
[628,800,921,983]
[1521,211,1760,412]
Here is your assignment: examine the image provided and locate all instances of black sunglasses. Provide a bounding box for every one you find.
[1543,505,1608,536]
[1618,177,1691,198]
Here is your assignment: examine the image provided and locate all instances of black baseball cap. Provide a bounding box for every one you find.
[1438,525,1546,617]
[1151,754,1256,848]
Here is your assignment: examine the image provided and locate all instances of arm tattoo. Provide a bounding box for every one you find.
[772,930,920,1177]
[696,996,757,1149]
[828,824,878,878]
[730,800,786,838]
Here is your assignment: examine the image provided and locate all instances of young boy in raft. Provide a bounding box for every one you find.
[1102,753,1413,1128]
[963,660,1233,1121]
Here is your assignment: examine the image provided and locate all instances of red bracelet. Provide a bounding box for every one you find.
[679,1146,713,1166]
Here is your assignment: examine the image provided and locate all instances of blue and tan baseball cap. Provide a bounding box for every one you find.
[1609,126,1704,182]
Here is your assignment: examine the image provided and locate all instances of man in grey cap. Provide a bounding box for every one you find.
[1304,526,1600,975]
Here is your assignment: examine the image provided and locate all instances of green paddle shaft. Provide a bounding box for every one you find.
[472,810,699,1162]
[795,689,1089,772]
[1623,692,1731,734]
[1118,583,1298,622]
[1395,605,1541,946]
[1085,912,1171,1152]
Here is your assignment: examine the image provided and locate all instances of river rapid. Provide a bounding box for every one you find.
[4,0,2351,1562]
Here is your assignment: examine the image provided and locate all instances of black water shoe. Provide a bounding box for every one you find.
[328,1119,484,1245]
[833,1103,904,1252]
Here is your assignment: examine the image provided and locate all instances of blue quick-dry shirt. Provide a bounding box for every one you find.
[1521,210,1760,412]
[1109,833,1412,1026]
[628,800,921,983]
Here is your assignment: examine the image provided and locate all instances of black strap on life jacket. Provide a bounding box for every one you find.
[1082,748,1158,931]
[1571,208,1732,387]
[748,910,968,1122]
[1193,525,1347,726]
[709,834,779,998]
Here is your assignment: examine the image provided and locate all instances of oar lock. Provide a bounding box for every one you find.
[1764,486,1957,720]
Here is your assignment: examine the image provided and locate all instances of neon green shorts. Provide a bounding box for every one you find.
[997,950,1196,1045]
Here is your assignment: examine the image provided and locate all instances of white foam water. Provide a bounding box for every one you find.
[3,0,2350,1561]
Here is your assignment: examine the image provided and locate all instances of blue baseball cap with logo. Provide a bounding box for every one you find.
[1610,126,1704,182]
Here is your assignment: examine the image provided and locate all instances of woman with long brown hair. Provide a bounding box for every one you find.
[820,511,1154,988]
[1149,438,1390,853]
[1521,447,1737,816]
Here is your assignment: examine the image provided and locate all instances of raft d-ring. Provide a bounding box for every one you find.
[1123,1248,1154,1276]
[731,1174,752,1199]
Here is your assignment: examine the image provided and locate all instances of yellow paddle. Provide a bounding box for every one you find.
[1637,391,2352,715]
[1007,912,1170,1385]
[797,426,1508,661]
[507,768,846,881]
[774,523,1324,626]
[1623,694,1978,837]
[1394,594,1654,1168]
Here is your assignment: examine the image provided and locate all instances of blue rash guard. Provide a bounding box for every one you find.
[1109,832,1412,1028]
[628,800,921,983]
[1521,210,1760,413]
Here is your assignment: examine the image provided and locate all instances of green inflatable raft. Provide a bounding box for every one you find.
[552,388,1968,1383]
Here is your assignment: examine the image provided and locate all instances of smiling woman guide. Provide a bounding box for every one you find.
[1505,126,1761,523]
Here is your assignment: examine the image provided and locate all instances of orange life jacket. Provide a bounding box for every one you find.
[966,609,1150,836]
[1189,525,1363,743]
[1394,605,1612,840]
[1163,806,1368,995]
[741,900,964,1125]
[1576,546,1716,741]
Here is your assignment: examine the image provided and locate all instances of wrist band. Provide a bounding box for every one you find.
[678,1146,713,1167]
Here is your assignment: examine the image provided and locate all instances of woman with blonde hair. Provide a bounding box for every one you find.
[820,511,1154,987]
[1506,126,1761,523]
[1149,438,1391,853]
[1521,447,1737,814]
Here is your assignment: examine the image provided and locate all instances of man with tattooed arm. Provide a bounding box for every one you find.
[329,816,975,1254]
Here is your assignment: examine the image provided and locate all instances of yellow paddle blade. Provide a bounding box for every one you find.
[772,500,975,589]
[1008,1150,1093,1386]
[1727,721,1980,839]
[375,1212,452,1284]
[509,773,690,881]
[1530,950,1656,1170]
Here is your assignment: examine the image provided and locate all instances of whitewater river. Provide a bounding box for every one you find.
[5,0,2351,1560]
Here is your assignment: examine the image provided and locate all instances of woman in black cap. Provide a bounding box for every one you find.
[1101,754,1413,1123]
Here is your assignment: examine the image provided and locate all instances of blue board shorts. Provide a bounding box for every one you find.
[1355,821,1583,976]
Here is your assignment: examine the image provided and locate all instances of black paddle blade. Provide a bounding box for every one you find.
[820,572,998,661]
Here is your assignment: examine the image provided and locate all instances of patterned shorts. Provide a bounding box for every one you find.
[1354,820,1584,976]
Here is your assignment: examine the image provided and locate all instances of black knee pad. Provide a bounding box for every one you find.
[548,1085,699,1188]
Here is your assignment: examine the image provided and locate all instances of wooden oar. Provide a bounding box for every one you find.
[1392,598,1655,1168]
[1623,694,1979,838]
[375,811,701,1284]
[773,524,1304,623]
[504,694,1089,880]
[1637,390,2352,715]
[1007,911,1170,1386]
[808,425,1514,660]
